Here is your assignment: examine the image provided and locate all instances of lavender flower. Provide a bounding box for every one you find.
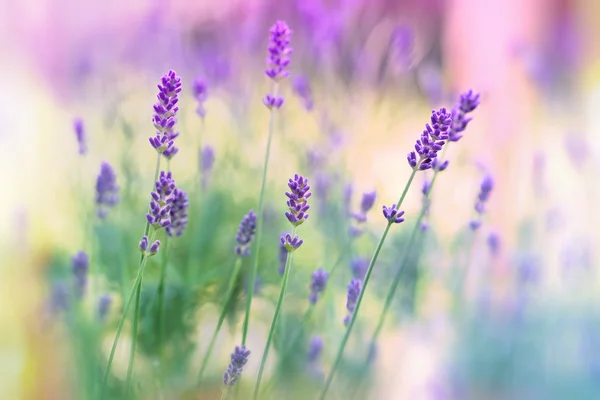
[307,336,324,362]
[235,210,257,257]
[292,74,314,111]
[98,294,112,321]
[49,282,69,314]
[73,118,87,155]
[166,188,189,237]
[278,243,288,275]
[95,162,119,218]
[148,70,182,159]
[201,145,215,174]
[350,257,368,280]
[146,171,176,230]
[223,345,251,387]
[139,235,161,256]
[407,108,453,171]
[72,251,89,298]
[309,267,329,304]
[382,204,405,224]
[285,174,312,226]
[344,278,362,326]
[470,174,494,230]
[263,95,285,109]
[281,233,303,252]
[487,232,500,256]
[192,77,208,118]
[390,25,414,71]
[432,158,449,172]
[449,90,481,142]
[265,21,292,82]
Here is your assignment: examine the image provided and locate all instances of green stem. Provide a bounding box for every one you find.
[455,228,478,298]
[318,169,417,400]
[157,236,171,362]
[254,225,295,400]
[220,387,229,400]
[197,257,243,384]
[242,82,279,345]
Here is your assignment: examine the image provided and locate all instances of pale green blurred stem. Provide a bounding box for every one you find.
[455,227,479,298]
[157,236,171,363]
[242,81,279,345]
[220,387,229,400]
[254,225,296,400]
[318,169,417,400]
[197,257,243,384]
[100,153,161,399]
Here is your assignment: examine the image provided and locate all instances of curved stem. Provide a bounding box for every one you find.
[253,225,295,400]
[318,169,417,400]
[198,257,243,384]
[242,82,279,345]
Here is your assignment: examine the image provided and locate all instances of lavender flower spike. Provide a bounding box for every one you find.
[223,345,251,387]
[98,294,112,321]
[192,77,208,118]
[285,174,312,226]
[73,118,87,155]
[72,251,89,298]
[470,174,494,230]
[146,171,176,230]
[96,162,119,218]
[407,107,453,171]
[263,21,292,109]
[292,74,314,111]
[307,336,324,362]
[309,267,329,304]
[148,70,182,159]
[344,278,362,326]
[235,210,257,257]
[166,188,189,237]
[382,204,405,224]
[281,233,303,252]
[449,90,481,142]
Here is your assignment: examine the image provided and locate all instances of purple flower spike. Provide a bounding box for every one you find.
[265,21,293,82]
[72,251,89,298]
[96,162,119,218]
[471,174,494,230]
[309,267,329,304]
[146,171,176,230]
[350,257,369,280]
[449,90,480,142]
[407,108,453,171]
[166,188,189,237]
[360,191,377,214]
[139,236,149,252]
[285,174,312,227]
[263,95,284,109]
[382,204,405,224]
[235,210,257,257]
[73,118,87,155]
[344,278,362,326]
[149,70,182,158]
[98,294,112,321]
[292,74,314,111]
[281,233,303,252]
[224,345,251,387]
[487,232,500,256]
[192,77,208,118]
[307,336,324,362]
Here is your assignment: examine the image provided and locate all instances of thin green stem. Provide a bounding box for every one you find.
[220,387,229,400]
[318,169,417,400]
[254,225,295,400]
[157,236,171,362]
[242,82,279,345]
[198,257,243,384]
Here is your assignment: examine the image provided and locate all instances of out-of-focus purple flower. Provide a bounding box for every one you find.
[265,21,292,82]
[166,188,189,237]
[470,174,494,230]
[201,145,215,173]
[382,204,405,224]
[564,134,590,170]
[98,294,112,321]
[73,118,87,155]
[432,158,449,172]
[487,232,500,256]
[49,281,69,314]
[350,190,377,234]
[146,171,176,229]
[223,345,251,387]
[360,191,377,214]
[192,77,208,118]
[263,95,285,110]
[343,183,353,214]
[292,74,314,111]
[307,336,324,363]
[407,108,453,171]
[278,242,288,275]
[350,258,368,280]
[449,90,480,142]
[285,174,312,226]
[309,267,329,304]
[516,254,541,285]
[235,210,257,257]
[148,70,182,159]
[390,25,414,71]
[96,162,119,218]
[72,251,89,299]
[344,278,362,326]
[281,233,304,252]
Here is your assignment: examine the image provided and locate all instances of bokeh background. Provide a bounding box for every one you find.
[2,0,600,398]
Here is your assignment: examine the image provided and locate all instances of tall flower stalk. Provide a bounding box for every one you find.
[100,70,181,399]
[198,210,257,383]
[254,174,310,399]
[318,107,454,399]
[242,20,292,346]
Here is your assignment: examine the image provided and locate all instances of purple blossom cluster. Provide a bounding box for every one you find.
[166,188,189,237]
[350,191,377,236]
[307,336,324,363]
[449,90,481,142]
[382,204,405,224]
[407,108,453,171]
[285,174,312,227]
[223,345,251,387]
[192,77,208,118]
[73,118,86,155]
[309,267,329,304]
[149,70,182,159]
[292,74,314,111]
[263,21,292,109]
[470,174,494,230]
[235,210,257,257]
[343,278,362,326]
[95,162,119,218]
[139,235,160,256]
[72,251,89,299]
[146,171,176,230]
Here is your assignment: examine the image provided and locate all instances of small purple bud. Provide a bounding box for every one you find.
[149,240,161,255]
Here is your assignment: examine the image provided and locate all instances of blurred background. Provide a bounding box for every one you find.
[2,0,600,398]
